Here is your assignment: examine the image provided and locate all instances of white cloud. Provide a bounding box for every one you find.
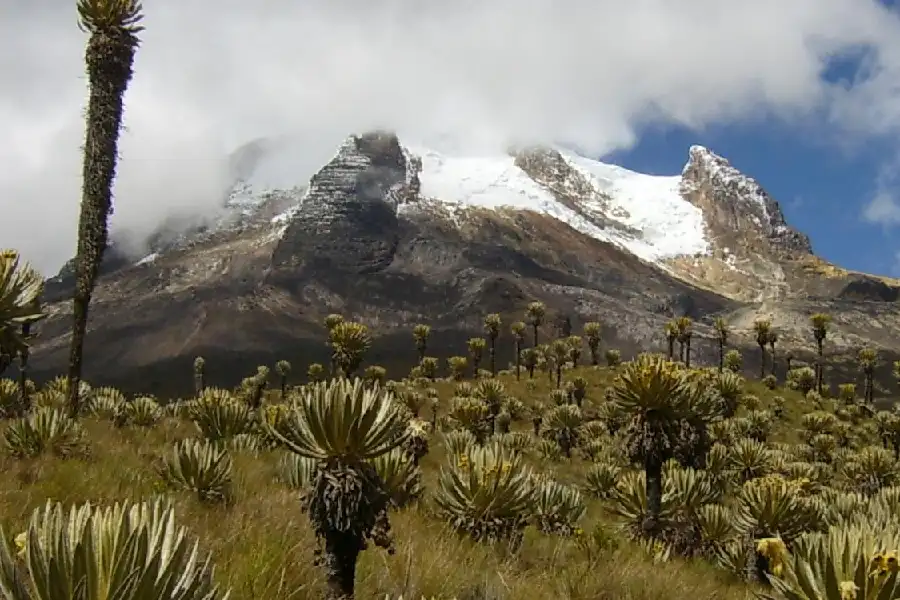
[863,190,900,225]
[863,153,900,226]
[3,0,900,274]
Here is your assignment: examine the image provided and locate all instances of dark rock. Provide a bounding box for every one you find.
[838,277,900,303]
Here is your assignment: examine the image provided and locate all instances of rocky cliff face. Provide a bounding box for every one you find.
[680,145,812,258]
[28,131,900,395]
[512,146,640,238]
[271,132,418,279]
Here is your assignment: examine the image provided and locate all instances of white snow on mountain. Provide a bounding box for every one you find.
[135,252,159,266]
[407,144,709,263]
[559,150,709,260]
[149,135,720,268]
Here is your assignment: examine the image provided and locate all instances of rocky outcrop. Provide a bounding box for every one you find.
[513,147,599,210]
[512,146,637,236]
[661,146,821,303]
[270,132,419,280]
[680,145,812,258]
[837,276,900,303]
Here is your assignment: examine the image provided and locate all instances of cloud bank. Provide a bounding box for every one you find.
[3,0,900,274]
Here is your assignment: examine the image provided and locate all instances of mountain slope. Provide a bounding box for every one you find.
[30,131,900,394]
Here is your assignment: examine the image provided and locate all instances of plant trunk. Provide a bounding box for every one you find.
[816,341,824,393]
[18,349,30,415]
[280,375,287,399]
[323,533,362,599]
[67,31,137,419]
[667,339,674,360]
[251,385,264,410]
[194,373,204,396]
[527,365,535,379]
[643,455,664,539]
[718,341,724,372]
[514,342,521,380]
[769,345,776,380]
[678,342,684,363]
[489,338,496,375]
[590,346,598,366]
[685,340,691,368]
[758,345,766,379]
[555,365,562,388]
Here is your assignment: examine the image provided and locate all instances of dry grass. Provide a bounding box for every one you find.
[797,255,900,286]
[0,363,808,600]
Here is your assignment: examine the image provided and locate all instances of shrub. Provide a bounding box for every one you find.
[0,498,227,599]
[3,406,84,459]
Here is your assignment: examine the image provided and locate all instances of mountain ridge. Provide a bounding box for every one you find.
[30,131,900,394]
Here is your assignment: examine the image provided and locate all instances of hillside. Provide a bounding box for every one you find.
[30,131,900,394]
[0,357,896,600]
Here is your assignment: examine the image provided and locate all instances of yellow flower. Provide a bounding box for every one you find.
[264,404,286,426]
[756,537,787,577]
[870,550,899,577]
[13,532,26,559]
[871,552,888,575]
[839,580,859,600]
[756,537,786,556]
[573,527,584,537]
[885,551,899,573]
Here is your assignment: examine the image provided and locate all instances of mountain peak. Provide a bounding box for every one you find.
[679,143,812,259]
[686,144,719,161]
[44,131,815,304]
[34,129,900,396]
[683,144,762,196]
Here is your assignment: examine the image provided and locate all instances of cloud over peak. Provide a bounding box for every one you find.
[3,0,900,274]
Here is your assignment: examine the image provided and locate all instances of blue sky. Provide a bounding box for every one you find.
[608,120,893,276]
[607,0,900,277]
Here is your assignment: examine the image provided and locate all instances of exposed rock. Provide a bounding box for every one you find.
[838,277,900,303]
[680,145,812,258]
[513,146,638,237]
[29,132,900,397]
[270,131,416,280]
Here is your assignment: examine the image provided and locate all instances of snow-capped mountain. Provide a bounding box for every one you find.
[34,130,900,394]
[121,131,805,277]
[407,144,711,263]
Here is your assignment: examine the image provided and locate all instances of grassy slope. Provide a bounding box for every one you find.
[0,363,822,600]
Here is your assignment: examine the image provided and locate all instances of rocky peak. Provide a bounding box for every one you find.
[127,137,307,261]
[513,146,603,204]
[680,145,812,257]
[511,146,639,236]
[270,131,421,276]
